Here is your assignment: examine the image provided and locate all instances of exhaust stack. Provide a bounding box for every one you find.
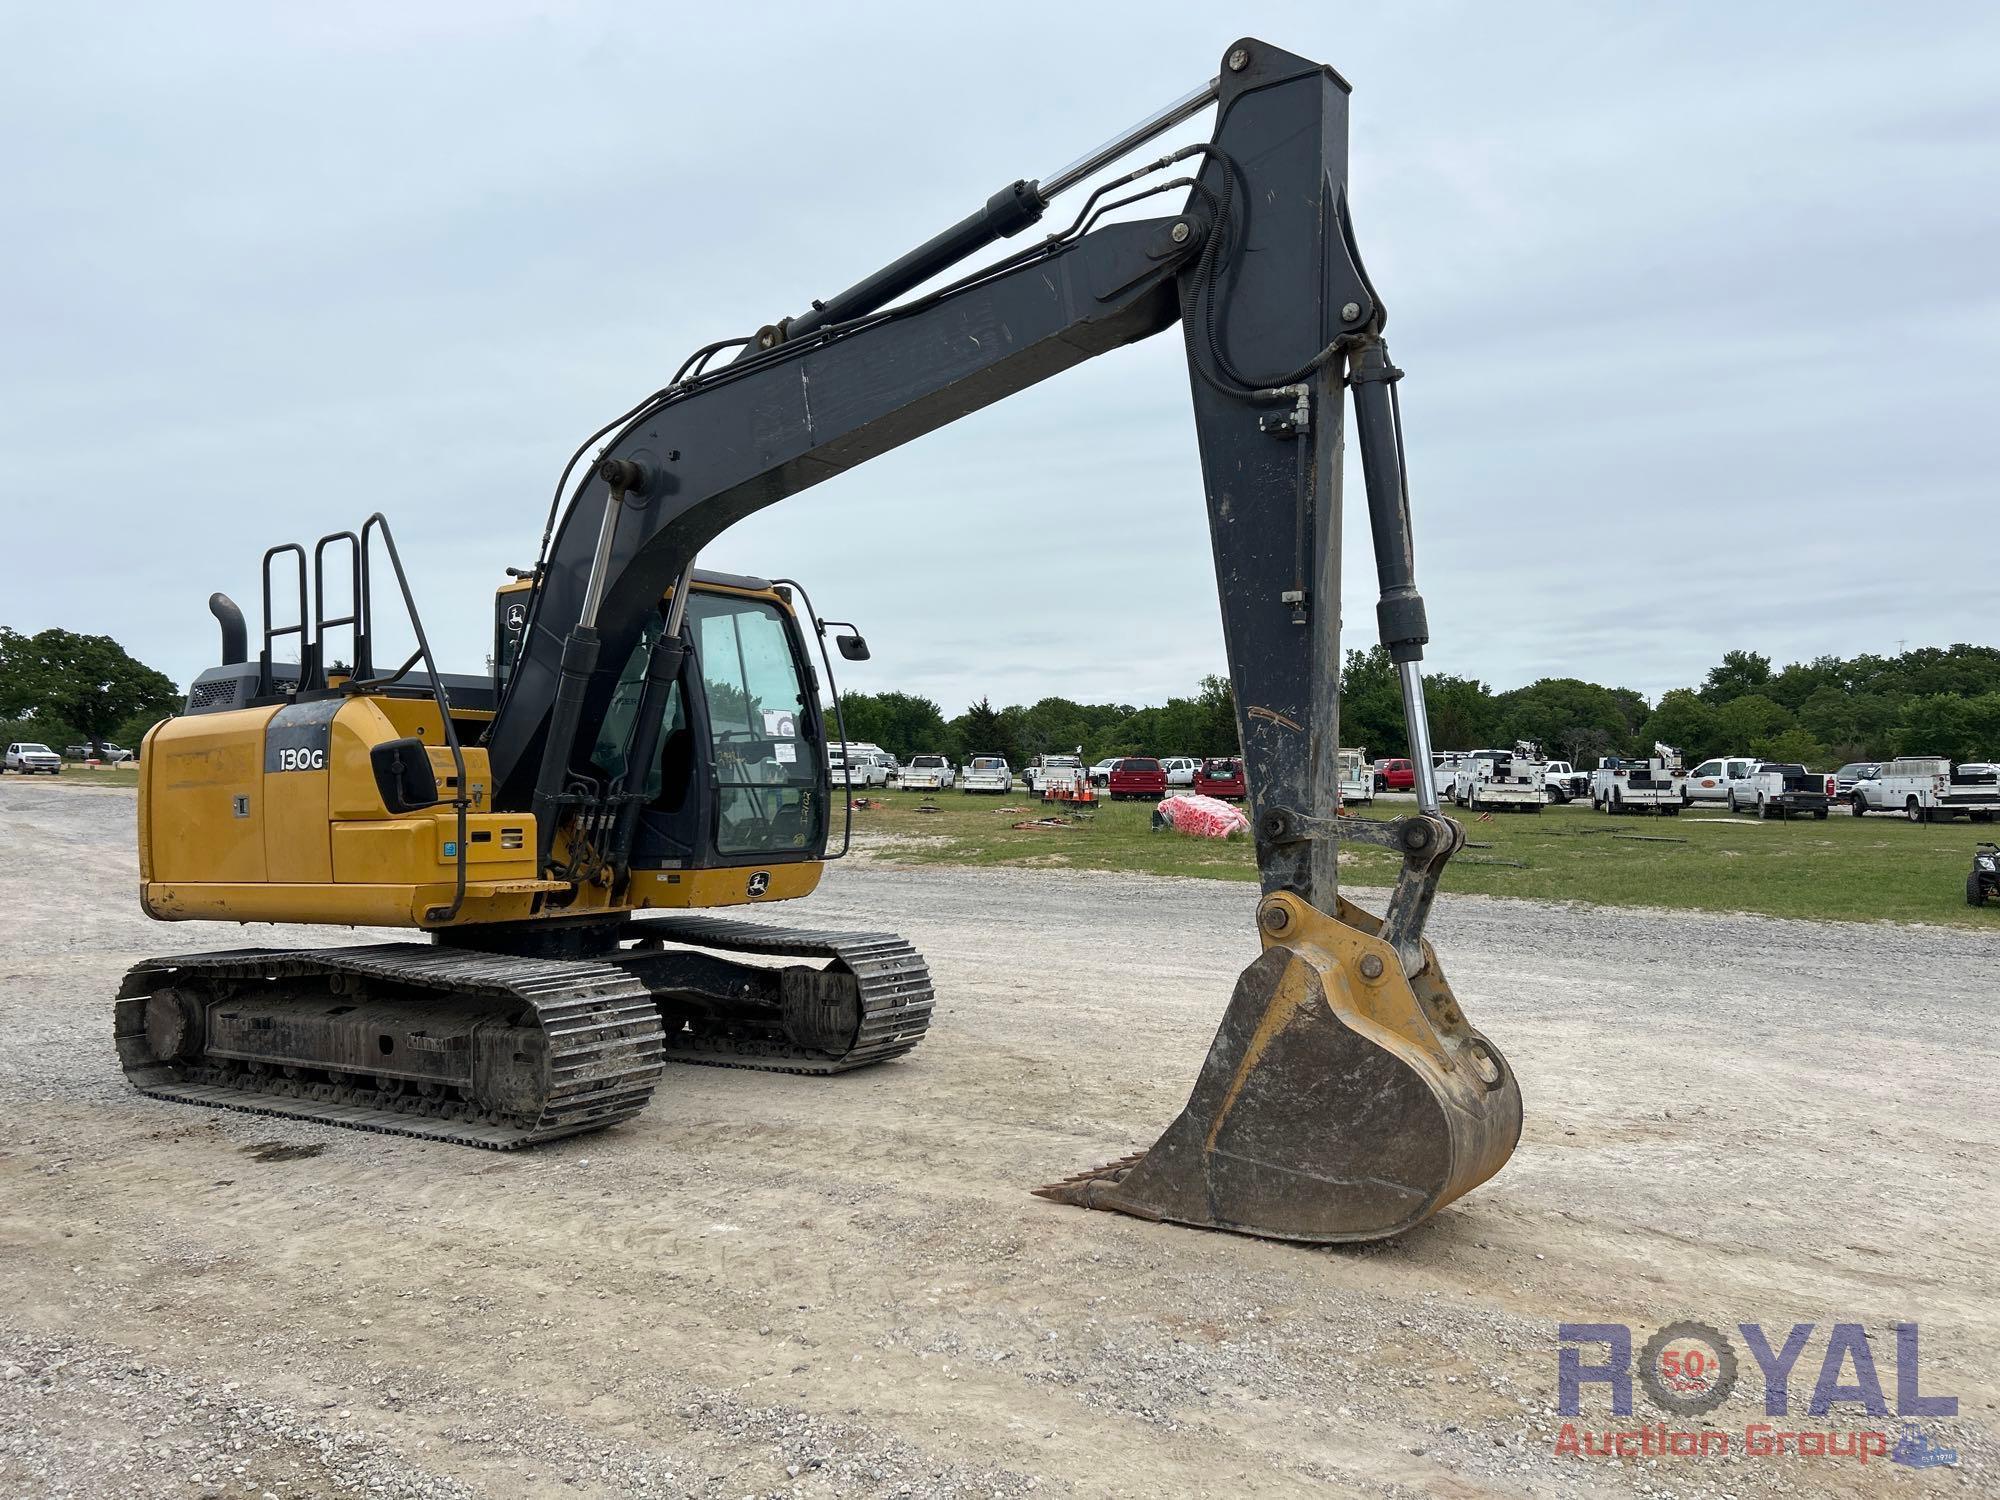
[208,593,248,666]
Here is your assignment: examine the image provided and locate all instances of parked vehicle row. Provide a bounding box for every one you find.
[1597,748,1995,823]
[874,750,1246,800]
[838,740,2000,828]
[3,740,144,772]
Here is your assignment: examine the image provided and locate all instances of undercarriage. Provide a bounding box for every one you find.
[116,915,934,1148]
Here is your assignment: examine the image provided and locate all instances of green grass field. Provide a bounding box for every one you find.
[848,788,1997,928]
[4,764,140,787]
[12,768,1989,927]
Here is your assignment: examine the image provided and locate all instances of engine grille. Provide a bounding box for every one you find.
[189,679,238,710]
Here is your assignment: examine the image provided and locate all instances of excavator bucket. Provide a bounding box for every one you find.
[1036,890,1521,1243]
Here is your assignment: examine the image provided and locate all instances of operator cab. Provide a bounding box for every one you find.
[494,571,834,874]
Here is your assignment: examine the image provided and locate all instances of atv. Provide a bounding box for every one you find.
[1970,843,1999,908]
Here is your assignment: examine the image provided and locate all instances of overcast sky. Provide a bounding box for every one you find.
[3,3,1995,716]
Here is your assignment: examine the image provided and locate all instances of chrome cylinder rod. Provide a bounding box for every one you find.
[662,558,696,639]
[577,486,627,630]
[1399,660,1441,815]
[1038,78,1220,201]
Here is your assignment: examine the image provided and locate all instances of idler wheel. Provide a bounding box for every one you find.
[144,988,203,1062]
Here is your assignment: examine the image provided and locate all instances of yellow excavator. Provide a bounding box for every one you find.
[118,37,1522,1244]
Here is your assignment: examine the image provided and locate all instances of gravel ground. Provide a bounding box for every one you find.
[1,779,1994,1498]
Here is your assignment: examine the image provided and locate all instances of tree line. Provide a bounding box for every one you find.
[838,644,2000,771]
[0,628,180,755]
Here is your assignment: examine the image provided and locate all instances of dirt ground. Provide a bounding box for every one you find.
[1,779,1993,1499]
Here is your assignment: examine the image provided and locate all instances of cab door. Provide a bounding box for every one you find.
[686,590,827,862]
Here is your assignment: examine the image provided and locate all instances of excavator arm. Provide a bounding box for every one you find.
[489,37,1521,1242]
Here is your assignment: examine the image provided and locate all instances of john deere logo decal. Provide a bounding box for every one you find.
[747,871,771,897]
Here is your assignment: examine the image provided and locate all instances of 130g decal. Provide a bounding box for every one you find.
[263,698,343,775]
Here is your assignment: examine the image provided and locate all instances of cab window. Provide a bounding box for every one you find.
[592,612,682,801]
[690,593,820,855]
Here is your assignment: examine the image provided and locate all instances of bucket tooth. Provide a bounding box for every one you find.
[1037,893,1521,1244]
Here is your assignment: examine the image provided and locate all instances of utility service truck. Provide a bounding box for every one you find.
[1338,747,1374,806]
[1022,754,1087,794]
[1592,744,1684,815]
[1450,744,1546,813]
[1853,758,2000,823]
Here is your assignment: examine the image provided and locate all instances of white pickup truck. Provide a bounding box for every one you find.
[1852,757,2000,823]
[1541,760,1589,804]
[1450,745,1546,813]
[961,756,1013,794]
[1725,761,1831,819]
[827,743,890,790]
[1683,755,1757,806]
[1591,744,1684,815]
[3,742,63,775]
[899,754,955,790]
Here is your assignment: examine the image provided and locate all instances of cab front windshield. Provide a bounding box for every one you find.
[690,593,821,855]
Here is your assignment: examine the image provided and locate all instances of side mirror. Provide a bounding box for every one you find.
[836,633,870,662]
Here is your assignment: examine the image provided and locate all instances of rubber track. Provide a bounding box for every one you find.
[625,913,934,1074]
[114,945,666,1149]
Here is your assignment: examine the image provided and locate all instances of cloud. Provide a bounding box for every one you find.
[2,2,1992,720]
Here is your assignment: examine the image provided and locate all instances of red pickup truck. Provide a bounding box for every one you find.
[1194,757,1246,799]
[1108,756,1168,801]
[1374,757,1415,792]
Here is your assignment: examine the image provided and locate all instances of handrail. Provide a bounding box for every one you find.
[309,531,361,691]
[258,543,307,698]
[356,513,470,925]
